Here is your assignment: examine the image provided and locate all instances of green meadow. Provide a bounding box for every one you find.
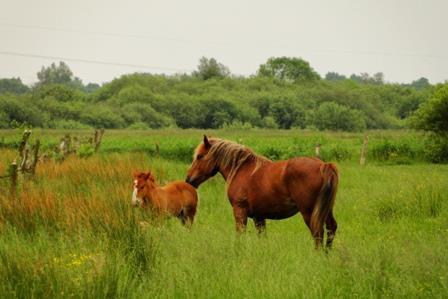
[0,129,447,298]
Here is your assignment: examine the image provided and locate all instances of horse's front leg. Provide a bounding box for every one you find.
[232,203,248,233]
[253,218,266,234]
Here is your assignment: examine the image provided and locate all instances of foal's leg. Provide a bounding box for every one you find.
[232,205,248,233]
[179,205,196,228]
[253,218,266,235]
[325,211,337,249]
[302,212,324,249]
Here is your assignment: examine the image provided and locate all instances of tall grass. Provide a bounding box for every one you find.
[0,130,447,298]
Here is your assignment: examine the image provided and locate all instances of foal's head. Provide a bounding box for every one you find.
[185,135,219,188]
[131,171,157,207]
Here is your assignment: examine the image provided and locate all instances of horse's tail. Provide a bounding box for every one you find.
[310,163,339,239]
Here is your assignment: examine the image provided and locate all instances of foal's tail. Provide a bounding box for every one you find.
[310,163,339,239]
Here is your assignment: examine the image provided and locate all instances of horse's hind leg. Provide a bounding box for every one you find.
[302,212,324,249]
[325,211,337,249]
[253,218,266,235]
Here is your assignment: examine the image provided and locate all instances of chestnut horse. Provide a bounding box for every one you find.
[132,171,198,226]
[186,136,339,249]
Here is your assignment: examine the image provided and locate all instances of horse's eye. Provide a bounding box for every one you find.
[197,154,203,160]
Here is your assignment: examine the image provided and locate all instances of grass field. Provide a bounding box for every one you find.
[0,129,447,298]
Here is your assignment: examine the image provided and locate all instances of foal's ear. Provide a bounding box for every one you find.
[132,171,141,178]
[148,173,155,182]
[144,172,155,182]
[203,135,211,149]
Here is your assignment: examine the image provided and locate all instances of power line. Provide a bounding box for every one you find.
[1,22,447,60]
[0,50,194,73]
[0,22,222,47]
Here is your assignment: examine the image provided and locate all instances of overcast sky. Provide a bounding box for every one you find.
[1,0,447,85]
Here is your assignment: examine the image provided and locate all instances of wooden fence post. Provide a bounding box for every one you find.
[315,143,321,159]
[64,134,71,156]
[73,137,80,154]
[18,130,31,158]
[10,160,18,198]
[360,136,369,166]
[94,129,105,153]
[30,139,40,175]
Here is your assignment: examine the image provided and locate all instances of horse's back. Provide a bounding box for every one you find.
[165,181,198,205]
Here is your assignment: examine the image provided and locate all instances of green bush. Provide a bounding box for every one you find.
[423,134,448,163]
[322,145,352,162]
[128,122,149,130]
[221,121,253,129]
[77,144,95,158]
[80,106,125,129]
[51,120,92,129]
[371,139,417,163]
[260,146,284,160]
[312,101,366,132]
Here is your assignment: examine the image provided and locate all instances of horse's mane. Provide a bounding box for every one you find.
[207,138,271,185]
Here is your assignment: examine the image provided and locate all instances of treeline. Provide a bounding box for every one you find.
[0,57,437,131]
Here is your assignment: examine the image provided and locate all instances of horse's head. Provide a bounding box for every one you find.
[131,171,156,207]
[186,135,219,188]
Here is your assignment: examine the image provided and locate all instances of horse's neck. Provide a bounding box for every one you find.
[218,165,231,181]
[218,156,257,182]
[145,186,164,208]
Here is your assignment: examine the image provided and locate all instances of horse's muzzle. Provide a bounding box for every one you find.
[185,176,198,188]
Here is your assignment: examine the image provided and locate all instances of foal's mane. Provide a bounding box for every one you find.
[207,138,271,185]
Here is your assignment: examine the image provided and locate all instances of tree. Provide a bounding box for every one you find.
[325,72,346,81]
[410,84,448,163]
[36,61,85,90]
[193,57,230,80]
[312,101,366,132]
[411,84,448,134]
[33,84,84,102]
[269,98,305,129]
[0,95,46,128]
[0,78,29,94]
[80,106,125,128]
[84,83,101,93]
[37,62,73,85]
[121,102,174,128]
[197,99,237,128]
[350,72,384,85]
[410,77,430,90]
[257,57,320,82]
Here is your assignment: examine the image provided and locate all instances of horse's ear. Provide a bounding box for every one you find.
[203,135,211,149]
[132,171,140,178]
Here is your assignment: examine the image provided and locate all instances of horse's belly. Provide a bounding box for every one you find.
[249,197,299,220]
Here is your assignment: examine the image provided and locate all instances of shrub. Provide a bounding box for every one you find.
[270,98,306,129]
[371,139,417,163]
[51,120,92,129]
[312,101,366,132]
[261,116,278,129]
[322,145,352,162]
[80,106,125,128]
[260,146,284,160]
[423,134,448,163]
[77,144,95,158]
[221,121,253,129]
[128,122,149,130]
